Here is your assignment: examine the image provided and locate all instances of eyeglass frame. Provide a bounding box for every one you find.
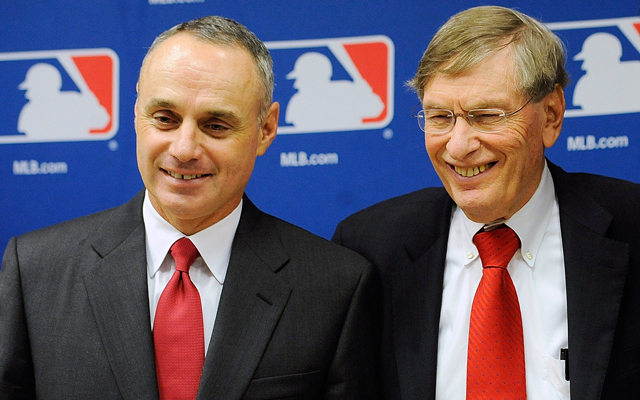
[411,97,534,134]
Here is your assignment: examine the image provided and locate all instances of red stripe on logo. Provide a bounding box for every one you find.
[72,55,113,134]
[343,42,388,123]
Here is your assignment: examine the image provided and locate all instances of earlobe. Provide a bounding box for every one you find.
[257,102,279,156]
[542,85,565,148]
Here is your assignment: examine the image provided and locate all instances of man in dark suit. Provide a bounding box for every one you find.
[333,6,640,400]
[0,16,381,399]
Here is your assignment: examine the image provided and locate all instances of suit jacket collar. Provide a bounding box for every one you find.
[80,193,293,399]
[81,190,160,399]
[197,195,292,400]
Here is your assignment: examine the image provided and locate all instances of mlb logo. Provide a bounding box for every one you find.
[547,17,640,118]
[0,48,119,143]
[266,35,394,134]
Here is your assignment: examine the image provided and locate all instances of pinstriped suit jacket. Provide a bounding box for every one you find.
[0,192,382,400]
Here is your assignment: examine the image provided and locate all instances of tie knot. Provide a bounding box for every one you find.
[473,225,520,270]
[170,238,200,273]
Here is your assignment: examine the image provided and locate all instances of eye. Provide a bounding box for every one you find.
[424,110,453,125]
[201,120,232,137]
[152,111,179,130]
[470,109,504,117]
[204,123,227,131]
[468,109,507,132]
[430,114,451,121]
[470,110,504,122]
[426,110,451,118]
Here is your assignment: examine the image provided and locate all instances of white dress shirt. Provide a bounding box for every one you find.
[143,191,241,355]
[436,162,570,399]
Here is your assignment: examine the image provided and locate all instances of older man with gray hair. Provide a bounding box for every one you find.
[334,5,640,400]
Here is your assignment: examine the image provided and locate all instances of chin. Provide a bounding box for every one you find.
[452,195,498,221]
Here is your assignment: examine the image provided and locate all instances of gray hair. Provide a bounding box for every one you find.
[408,6,569,102]
[141,16,274,121]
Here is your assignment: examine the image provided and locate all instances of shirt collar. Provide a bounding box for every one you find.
[459,161,556,268]
[142,191,242,284]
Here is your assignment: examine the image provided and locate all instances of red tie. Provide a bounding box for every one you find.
[467,225,526,400]
[154,238,205,399]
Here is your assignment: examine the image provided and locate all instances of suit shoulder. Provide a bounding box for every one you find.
[357,187,447,212]
[578,172,640,198]
[332,188,452,274]
[18,208,111,245]
[552,169,640,245]
[268,214,372,268]
[335,187,450,239]
[11,193,143,257]
[563,172,640,219]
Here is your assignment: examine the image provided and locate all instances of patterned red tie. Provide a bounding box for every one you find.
[154,238,205,399]
[467,225,526,400]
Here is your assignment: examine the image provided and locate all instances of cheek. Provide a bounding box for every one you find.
[511,130,544,167]
[135,128,167,175]
[425,135,447,161]
[491,124,532,161]
[507,111,547,156]
[135,131,147,166]
[201,138,253,175]
[136,133,154,163]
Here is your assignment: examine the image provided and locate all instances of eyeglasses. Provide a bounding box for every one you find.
[412,97,533,134]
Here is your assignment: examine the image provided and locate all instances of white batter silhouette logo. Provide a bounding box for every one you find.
[572,32,640,114]
[285,52,384,131]
[0,48,119,143]
[267,35,394,134]
[547,17,640,118]
[18,63,109,138]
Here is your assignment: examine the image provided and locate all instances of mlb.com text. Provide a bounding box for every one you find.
[280,151,339,167]
[567,135,629,151]
[13,160,68,175]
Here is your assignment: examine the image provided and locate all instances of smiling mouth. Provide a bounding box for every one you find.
[452,162,496,177]
[165,169,207,180]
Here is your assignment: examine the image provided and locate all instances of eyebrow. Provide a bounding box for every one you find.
[145,98,178,112]
[203,110,241,123]
[422,100,510,111]
[145,98,243,125]
[421,101,448,110]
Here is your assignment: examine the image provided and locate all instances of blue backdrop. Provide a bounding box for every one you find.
[1,0,639,254]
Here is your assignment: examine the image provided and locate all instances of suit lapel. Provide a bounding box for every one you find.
[550,163,629,400]
[197,197,292,400]
[81,191,160,399]
[390,190,453,400]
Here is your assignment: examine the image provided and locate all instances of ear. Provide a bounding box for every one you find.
[257,102,279,156]
[541,84,565,148]
[134,82,139,119]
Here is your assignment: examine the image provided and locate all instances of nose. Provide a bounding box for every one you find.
[169,121,201,162]
[445,116,480,160]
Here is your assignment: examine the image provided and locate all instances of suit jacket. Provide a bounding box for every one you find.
[0,191,382,400]
[332,161,640,400]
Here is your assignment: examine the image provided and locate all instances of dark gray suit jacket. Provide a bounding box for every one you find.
[333,161,640,400]
[0,191,382,400]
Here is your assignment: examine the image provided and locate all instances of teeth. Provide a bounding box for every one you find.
[454,163,491,177]
[168,171,203,180]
